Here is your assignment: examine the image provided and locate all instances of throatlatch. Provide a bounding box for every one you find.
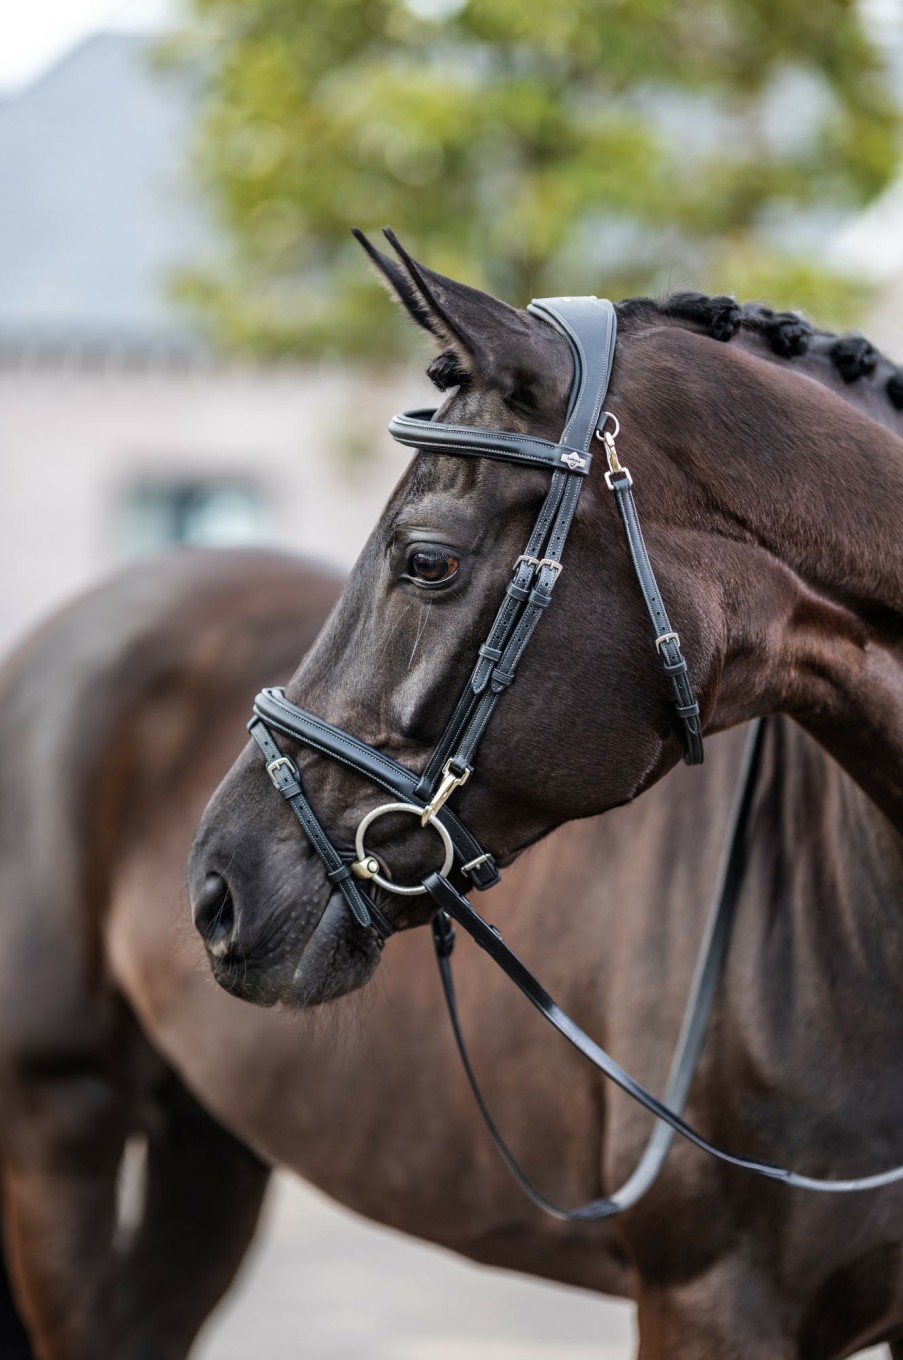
[248,295,903,1214]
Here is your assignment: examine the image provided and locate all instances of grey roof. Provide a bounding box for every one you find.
[0,32,212,353]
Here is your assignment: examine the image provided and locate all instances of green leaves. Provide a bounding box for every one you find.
[170,0,899,355]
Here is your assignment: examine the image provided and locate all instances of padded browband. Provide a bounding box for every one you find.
[388,410,594,474]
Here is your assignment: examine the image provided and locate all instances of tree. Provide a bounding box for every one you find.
[167,0,900,356]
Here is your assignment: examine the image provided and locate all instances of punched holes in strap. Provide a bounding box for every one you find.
[247,718,391,935]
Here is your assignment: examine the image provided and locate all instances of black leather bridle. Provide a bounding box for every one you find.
[247,296,903,1214]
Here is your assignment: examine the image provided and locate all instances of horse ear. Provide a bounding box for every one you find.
[352,228,450,346]
[352,227,530,385]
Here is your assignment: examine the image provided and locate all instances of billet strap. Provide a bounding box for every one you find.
[252,688,500,891]
[430,720,764,1220]
[606,467,703,766]
[248,718,394,938]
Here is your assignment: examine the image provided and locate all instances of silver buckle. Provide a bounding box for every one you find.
[655,631,680,653]
[266,755,298,787]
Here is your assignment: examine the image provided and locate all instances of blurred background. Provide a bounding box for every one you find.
[0,1,901,1354]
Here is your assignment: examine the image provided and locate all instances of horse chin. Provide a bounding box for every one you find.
[286,890,382,1008]
[204,889,381,1009]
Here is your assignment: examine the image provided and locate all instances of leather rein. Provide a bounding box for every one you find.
[247,296,903,1215]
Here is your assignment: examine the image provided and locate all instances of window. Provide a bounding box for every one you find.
[120,479,271,557]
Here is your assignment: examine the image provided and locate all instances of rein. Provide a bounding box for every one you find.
[247,296,903,1213]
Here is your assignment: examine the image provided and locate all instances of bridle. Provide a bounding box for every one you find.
[247,296,903,1215]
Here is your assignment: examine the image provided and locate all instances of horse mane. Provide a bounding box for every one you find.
[616,292,903,412]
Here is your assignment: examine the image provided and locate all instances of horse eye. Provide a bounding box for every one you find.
[407,549,460,585]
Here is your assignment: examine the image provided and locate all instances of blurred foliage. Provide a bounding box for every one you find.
[165,0,900,357]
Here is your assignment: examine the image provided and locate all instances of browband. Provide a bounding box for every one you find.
[388,410,594,475]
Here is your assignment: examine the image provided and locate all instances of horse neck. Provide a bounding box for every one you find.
[732,330,903,441]
[629,327,903,834]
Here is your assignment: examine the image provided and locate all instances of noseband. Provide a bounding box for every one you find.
[247,296,903,1214]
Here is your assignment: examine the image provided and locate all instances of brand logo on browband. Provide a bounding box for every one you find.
[560,451,587,471]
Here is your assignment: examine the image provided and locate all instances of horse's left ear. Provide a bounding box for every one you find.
[352,227,560,394]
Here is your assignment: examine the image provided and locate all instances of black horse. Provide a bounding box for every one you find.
[190,234,903,1358]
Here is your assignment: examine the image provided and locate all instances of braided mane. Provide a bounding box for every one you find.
[617,292,903,412]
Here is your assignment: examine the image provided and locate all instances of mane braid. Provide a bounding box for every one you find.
[616,292,903,411]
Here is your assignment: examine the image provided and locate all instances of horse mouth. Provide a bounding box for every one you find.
[287,889,383,1007]
[207,891,380,1012]
[191,841,385,1008]
[209,950,284,1007]
[204,886,381,1009]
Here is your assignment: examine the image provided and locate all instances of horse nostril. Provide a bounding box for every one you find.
[193,872,237,957]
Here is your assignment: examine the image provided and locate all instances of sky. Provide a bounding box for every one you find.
[0,0,175,93]
[3,0,900,96]
[1,0,900,280]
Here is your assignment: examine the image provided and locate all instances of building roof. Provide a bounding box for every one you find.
[0,32,211,357]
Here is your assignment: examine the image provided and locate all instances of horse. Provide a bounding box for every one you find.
[1,258,901,1360]
[187,232,903,1358]
[0,542,748,1358]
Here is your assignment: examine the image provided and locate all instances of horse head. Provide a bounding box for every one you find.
[188,230,903,1008]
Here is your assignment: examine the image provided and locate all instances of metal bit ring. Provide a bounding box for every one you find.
[352,802,454,896]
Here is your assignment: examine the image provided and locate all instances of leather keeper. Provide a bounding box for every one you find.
[506,581,532,603]
[431,912,456,959]
[468,858,500,890]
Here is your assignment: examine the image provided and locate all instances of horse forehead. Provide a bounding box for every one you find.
[390,450,534,532]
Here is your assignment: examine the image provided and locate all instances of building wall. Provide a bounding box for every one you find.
[0,358,421,656]
[865,270,903,357]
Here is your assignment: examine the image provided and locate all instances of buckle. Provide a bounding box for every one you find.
[266,755,299,788]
